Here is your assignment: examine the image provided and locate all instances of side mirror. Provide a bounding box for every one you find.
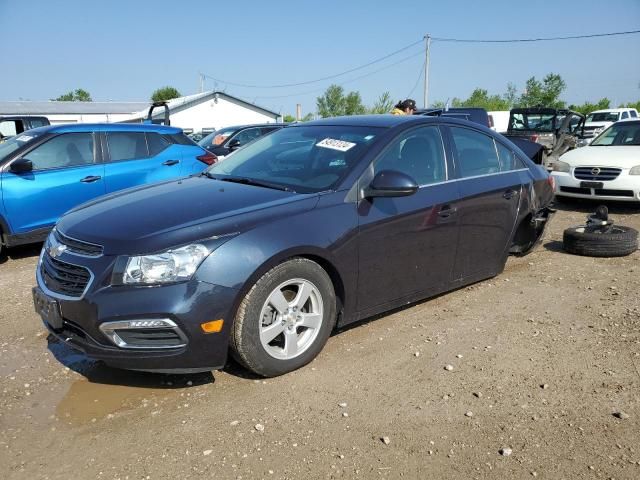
[10,158,33,173]
[228,139,241,151]
[363,170,418,198]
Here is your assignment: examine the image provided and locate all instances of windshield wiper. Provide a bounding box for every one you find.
[203,172,293,192]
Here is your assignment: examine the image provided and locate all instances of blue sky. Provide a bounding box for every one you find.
[1,0,639,116]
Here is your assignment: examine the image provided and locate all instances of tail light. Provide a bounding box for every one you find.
[530,134,539,143]
[197,151,218,165]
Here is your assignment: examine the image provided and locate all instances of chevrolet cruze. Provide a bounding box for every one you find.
[34,115,554,377]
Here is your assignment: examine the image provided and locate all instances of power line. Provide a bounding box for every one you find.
[406,59,425,99]
[251,49,425,100]
[201,39,423,89]
[432,29,640,43]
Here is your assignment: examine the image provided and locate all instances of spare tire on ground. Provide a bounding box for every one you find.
[563,225,638,257]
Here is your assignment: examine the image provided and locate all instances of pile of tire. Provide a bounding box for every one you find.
[563,225,638,257]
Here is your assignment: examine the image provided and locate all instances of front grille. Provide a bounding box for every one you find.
[54,229,103,257]
[559,186,634,198]
[574,167,621,181]
[582,127,601,138]
[560,186,591,194]
[594,189,634,197]
[41,253,91,298]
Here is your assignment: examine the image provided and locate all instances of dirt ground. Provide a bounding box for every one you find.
[1,200,639,480]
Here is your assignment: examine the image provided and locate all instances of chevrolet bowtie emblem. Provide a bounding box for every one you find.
[48,239,67,258]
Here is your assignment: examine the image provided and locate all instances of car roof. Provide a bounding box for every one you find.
[589,108,636,114]
[27,123,183,134]
[292,114,499,133]
[300,114,429,128]
[220,123,287,130]
[510,107,581,115]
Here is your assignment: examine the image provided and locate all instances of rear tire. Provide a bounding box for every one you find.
[230,258,336,377]
[563,225,638,257]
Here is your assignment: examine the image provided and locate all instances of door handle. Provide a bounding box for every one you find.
[162,160,180,166]
[503,189,518,200]
[80,176,101,183]
[438,205,458,218]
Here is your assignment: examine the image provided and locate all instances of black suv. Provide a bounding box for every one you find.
[0,116,50,141]
[198,123,285,160]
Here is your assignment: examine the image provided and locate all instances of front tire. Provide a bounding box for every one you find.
[230,258,336,377]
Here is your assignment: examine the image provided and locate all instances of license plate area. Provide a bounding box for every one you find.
[580,181,604,189]
[33,287,63,329]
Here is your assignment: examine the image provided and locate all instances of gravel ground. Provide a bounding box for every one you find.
[0,200,639,480]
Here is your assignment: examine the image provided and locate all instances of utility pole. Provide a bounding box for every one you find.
[199,73,205,93]
[423,34,431,108]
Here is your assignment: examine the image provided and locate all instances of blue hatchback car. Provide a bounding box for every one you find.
[0,123,214,255]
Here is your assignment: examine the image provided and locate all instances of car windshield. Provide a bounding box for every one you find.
[590,122,640,146]
[586,112,619,123]
[510,113,556,132]
[206,125,383,193]
[0,130,44,162]
[198,127,238,148]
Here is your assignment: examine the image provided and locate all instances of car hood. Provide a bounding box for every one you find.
[584,121,613,128]
[560,146,640,167]
[57,176,319,255]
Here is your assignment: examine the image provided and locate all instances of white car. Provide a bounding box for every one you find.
[551,120,640,202]
[582,108,638,141]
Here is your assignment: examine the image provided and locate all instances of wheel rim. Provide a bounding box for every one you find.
[259,278,324,360]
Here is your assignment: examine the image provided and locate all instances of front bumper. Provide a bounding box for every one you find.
[36,252,239,372]
[552,171,640,202]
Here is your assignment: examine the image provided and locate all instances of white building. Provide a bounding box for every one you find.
[0,91,281,133]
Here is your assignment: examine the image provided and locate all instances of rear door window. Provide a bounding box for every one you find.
[621,111,629,119]
[450,127,500,178]
[0,121,18,137]
[146,132,170,156]
[24,133,95,170]
[29,119,49,128]
[106,132,149,161]
[231,127,263,146]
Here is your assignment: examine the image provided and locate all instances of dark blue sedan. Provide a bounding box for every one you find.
[34,115,554,377]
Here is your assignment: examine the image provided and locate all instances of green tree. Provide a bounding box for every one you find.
[620,100,640,111]
[568,98,611,115]
[316,84,366,117]
[452,88,511,111]
[344,92,366,115]
[151,86,181,102]
[53,88,92,101]
[517,73,566,108]
[503,83,518,109]
[283,113,314,122]
[369,92,394,114]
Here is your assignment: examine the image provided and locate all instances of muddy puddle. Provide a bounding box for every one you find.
[10,338,214,428]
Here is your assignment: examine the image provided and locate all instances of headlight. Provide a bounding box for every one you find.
[629,165,640,175]
[552,160,571,173]
[123,244,210,284]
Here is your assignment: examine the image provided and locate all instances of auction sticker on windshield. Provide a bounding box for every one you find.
[316,138,356,152]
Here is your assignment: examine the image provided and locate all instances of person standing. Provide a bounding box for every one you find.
[391,99,417,115]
